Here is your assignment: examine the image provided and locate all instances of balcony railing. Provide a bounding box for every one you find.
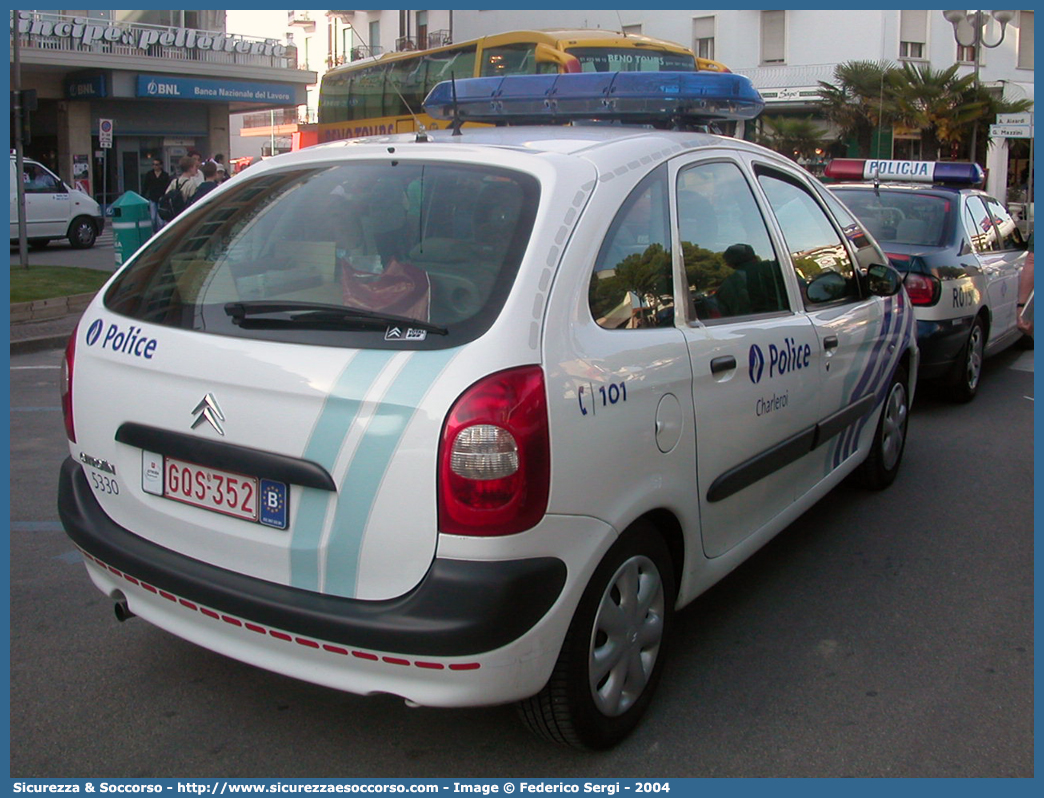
[349,44,383,60]
[395,29,452,52]
[12,10,297,70]
[242,109,298,128]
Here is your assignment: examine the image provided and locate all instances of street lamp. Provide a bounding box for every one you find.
[943,10,1015,161]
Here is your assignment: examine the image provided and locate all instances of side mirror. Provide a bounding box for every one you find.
[806,270,848,303]
[867,263,903,297]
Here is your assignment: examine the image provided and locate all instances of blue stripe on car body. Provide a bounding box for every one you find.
[290,350,398,591]
[323,348,460,597]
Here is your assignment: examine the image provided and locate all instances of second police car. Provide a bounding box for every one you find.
[828,159,1028,402]
[58,72,918,749]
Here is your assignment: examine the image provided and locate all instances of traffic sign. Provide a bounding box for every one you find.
[989,124,1032,139]
[996,112,1033,127]
[99,118,113,149]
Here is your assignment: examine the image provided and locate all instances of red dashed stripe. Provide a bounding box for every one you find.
[77,548,481,673]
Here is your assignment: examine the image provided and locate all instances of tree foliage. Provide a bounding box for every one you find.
[756,115,828,161]
[815,59,1033,162]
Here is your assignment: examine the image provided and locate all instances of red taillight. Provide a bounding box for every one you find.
[61,325,77,442]
[438,366,550,536]
[903,272,941,306]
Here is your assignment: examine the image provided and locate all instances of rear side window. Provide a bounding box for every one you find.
[104,162,539,349]
[588,166,674,330]
[964,196,1001,254]
[983,197,1025,250]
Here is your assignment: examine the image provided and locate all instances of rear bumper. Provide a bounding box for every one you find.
[58,457,566,658]
[915,316,973,381]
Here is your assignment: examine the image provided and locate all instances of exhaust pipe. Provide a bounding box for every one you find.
[114,599,136,622]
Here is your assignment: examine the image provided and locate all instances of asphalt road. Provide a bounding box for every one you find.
[8,344,1034,778]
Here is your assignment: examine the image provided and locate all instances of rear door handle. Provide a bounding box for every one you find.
[824,336,839,351]
[710,355,737,375]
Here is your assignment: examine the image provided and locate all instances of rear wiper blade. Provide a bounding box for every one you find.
[224,301,448,335]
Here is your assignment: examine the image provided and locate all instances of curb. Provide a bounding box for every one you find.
[10,292,94,355]
[10,291,96,323]
[11,332,75,355]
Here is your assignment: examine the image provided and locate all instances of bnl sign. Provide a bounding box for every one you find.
[136,75,296,104]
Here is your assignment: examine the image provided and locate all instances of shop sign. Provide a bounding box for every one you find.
[136,75,296,104]
[14,11,286,57]
[760,86,823,103]
[65,74,108,99]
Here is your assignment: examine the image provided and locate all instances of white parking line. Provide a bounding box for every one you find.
[11,365,61,370]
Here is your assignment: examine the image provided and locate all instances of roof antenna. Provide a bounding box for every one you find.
[389,79,430,142]
[871,165,881,197]
[615,10,628,36]
[450,72,463,136]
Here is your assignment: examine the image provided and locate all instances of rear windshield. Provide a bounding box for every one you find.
[567,47,696,72]
[831,188,952,248]
[104,161,539,349]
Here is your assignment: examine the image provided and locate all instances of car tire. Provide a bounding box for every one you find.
[858,364,909,491]
[28,238,50,250]
[517,524,675,750]
[947,316,985,402]
[67,216,97,249]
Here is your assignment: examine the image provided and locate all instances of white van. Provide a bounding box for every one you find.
[10,155,103,249]
[58,72,917,749]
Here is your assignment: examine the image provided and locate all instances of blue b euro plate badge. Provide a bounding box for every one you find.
[259,479,289,529]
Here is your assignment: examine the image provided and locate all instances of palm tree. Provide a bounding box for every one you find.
[817,60,895,158]
[887,63,986,161]
[756,115,827,162]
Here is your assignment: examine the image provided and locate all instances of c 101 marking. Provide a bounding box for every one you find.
[578,381,628,416]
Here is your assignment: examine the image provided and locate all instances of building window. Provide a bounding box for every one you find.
[761,10,786,64]
[693,16,715,62]
[899,9,927,59]
[1018,10,1034,69]
[957,43,978,64]
[417,10,428,50]
[369,20,380,53]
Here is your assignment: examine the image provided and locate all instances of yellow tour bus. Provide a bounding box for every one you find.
[316,28,728,143]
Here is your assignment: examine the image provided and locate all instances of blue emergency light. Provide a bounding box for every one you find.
[422,71,765,128]
[825,158,985,186]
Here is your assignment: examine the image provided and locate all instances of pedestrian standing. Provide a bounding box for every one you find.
[189,162,220,205]
[141,158,171,232]
[157,156,202,227]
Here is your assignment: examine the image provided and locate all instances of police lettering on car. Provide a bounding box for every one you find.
[828,159,1028,402]
[59,71,917,750]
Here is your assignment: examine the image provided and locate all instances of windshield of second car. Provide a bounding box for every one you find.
[104,161,539,345]
[831,189,950,248]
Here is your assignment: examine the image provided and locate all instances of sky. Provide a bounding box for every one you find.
[226,9,291,42]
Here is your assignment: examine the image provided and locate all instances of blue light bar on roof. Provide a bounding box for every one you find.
[825,158,985,186]
[422,71,765,127]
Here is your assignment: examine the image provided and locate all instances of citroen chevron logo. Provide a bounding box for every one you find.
[191,393,225,436]
[749,345,765,384]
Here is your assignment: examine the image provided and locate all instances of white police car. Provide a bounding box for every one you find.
[828,159,1027,401]
[58,73,917,749]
